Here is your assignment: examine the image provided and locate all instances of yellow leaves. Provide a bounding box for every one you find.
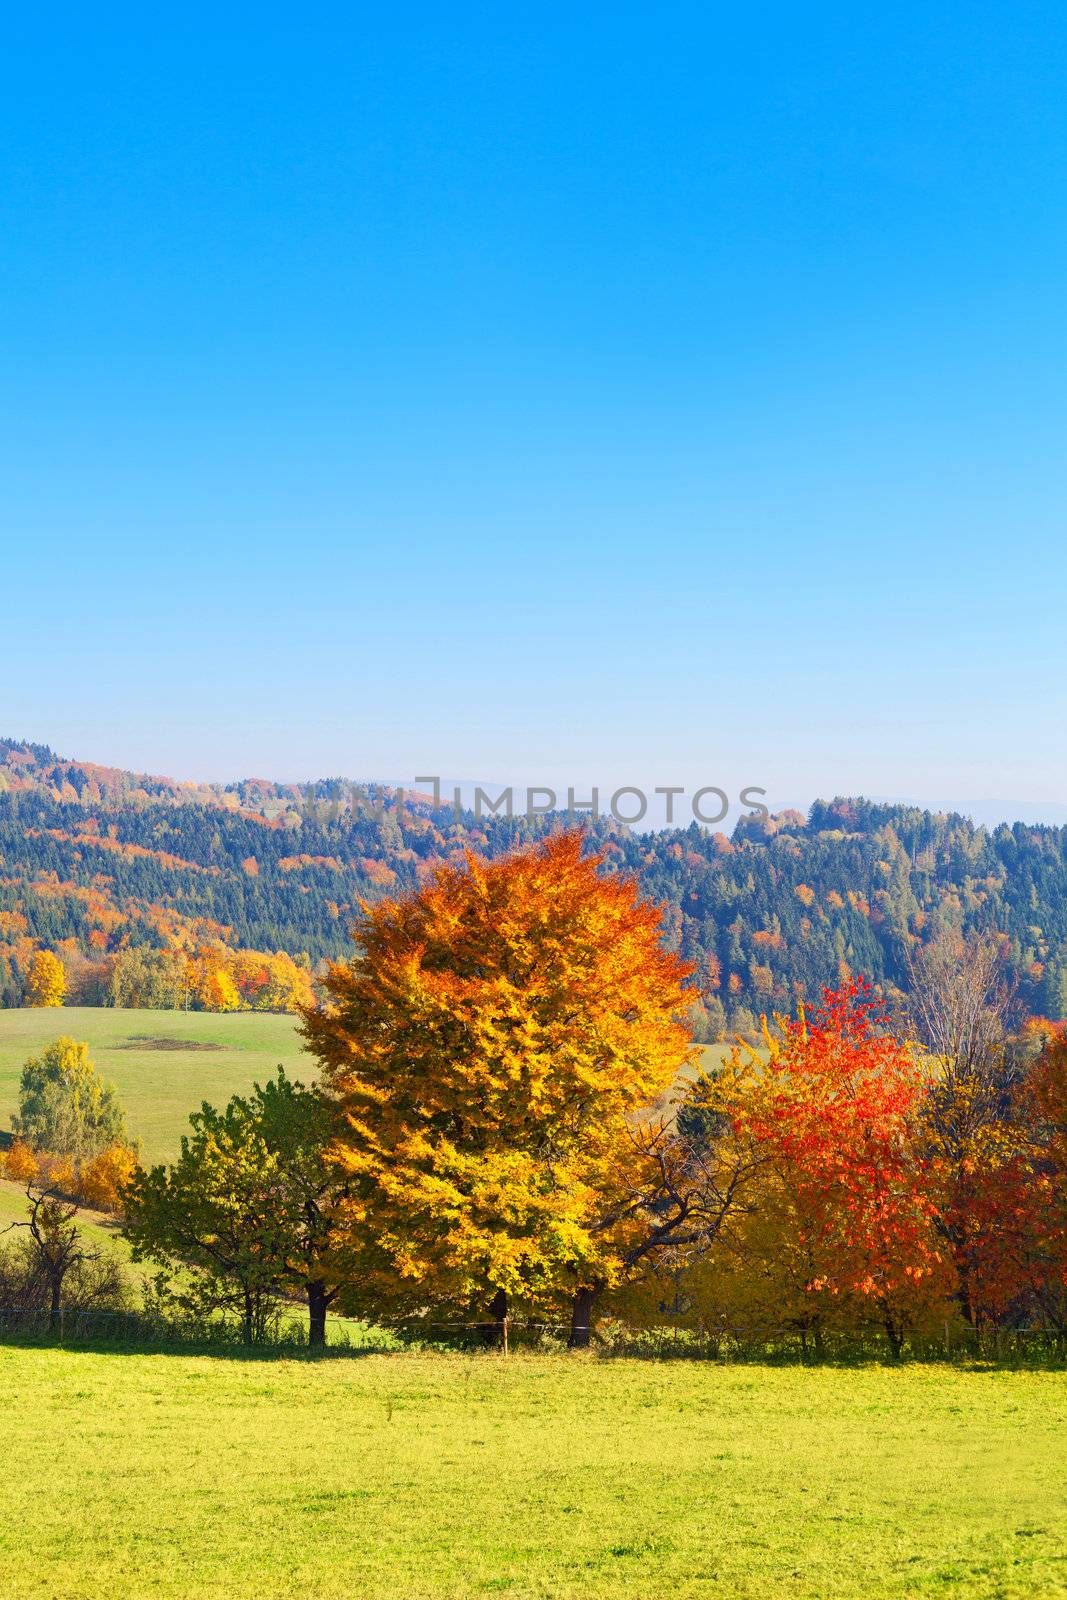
[193,958,240,1012]
[78,1142,141,1212]
[303,830,698,1314]
[3,1133,138,1215]
[25,948,66,1007]
[181,944,314,1013]
[3,1138,39,1184]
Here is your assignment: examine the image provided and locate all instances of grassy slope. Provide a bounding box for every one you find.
[0,1007,307,1161]
[0,1177,126,1258]
[0,1349,1063,1600]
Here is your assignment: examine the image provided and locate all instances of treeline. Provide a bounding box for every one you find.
[5,740,1067,1025]
[22,942,313,1014]
[3,835,1064,1359]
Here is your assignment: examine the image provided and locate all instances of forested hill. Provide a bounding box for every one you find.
[2,738,1067,1026]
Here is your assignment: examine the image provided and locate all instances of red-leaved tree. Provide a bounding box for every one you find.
[716,979,953,1355]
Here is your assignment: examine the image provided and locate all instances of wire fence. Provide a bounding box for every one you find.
[591,1321,1067,1365]
[0,1305,1064,1364]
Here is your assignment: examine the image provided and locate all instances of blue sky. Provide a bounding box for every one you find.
[3,4,1065,821]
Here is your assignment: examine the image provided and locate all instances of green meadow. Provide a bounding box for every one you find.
[0,1006,306,1161]
[0,1348,1064,1600]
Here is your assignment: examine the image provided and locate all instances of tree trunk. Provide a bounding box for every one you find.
[481,1287,508,1347]
[307,1280,328,1350]
[242,1290,255,1347]
[568,1283,603,1350]
[958,1282,973,1327]
[49,1275,62,1334]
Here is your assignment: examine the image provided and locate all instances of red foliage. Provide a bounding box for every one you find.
[734,980,952,1344]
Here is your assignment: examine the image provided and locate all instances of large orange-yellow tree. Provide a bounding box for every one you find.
[301,830,697,1341]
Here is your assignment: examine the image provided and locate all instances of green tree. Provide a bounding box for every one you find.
[1040,954,1067,1022]
[109,947,187,1009]
[247,1068,348,1345]
[13,1037,128,1160]
[123,1070,345,1346]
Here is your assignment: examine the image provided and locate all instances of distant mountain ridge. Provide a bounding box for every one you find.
[2,737,1067,1027]
[0,736,329,816]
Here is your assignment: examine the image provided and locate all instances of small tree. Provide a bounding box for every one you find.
[3,1184,99,1329]
[241,1068,348,1344]
[2,1136,138,1216]
[123,1070,345,1346]
[190,952,240,1012]
[25,950,66,1008]
[13,1037,128,1161]
[907,930,1024,1325]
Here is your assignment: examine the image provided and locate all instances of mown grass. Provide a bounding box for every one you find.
[0,1348,1064,1599]
[0,1006,306,1160]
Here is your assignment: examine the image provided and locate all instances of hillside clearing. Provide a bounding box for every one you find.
[0,1007,307,1160]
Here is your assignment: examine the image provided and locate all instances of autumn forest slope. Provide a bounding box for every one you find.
[4,738,1067,1028]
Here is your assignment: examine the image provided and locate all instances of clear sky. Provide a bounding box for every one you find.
[3,4,1066,821]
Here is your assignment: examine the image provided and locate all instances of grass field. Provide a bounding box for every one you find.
[0,1349,1063,1600]
[0,1006,306,1160]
